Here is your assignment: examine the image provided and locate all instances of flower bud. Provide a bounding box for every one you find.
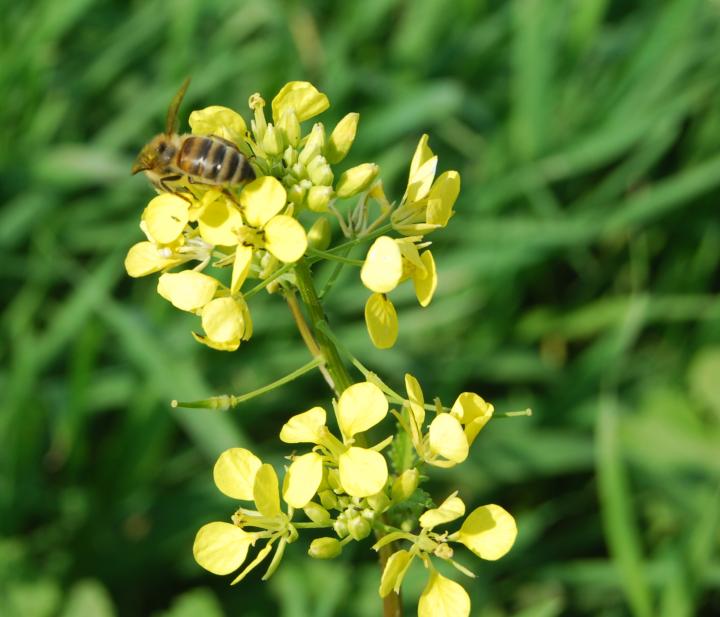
[283,145,298,168]
[307,156,334,186]
[347,515,372,541]
[333,518,348,538]
[366,492,391,513]
[392,469,420,503]
[288,182,307,206]
[336,163,379,198]
[278,108,300,147]
[290,162,306,181]
[326,113,359,164]
[307,186,334,213]
[262,124,284,156]
[304,501,331,524]
[308,216,332,250]
[327,469,343,493]
[319,489,338,510]
[308,537,343,559]
[299,123,326,166]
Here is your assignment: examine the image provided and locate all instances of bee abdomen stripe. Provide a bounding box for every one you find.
[220,149,240,183]
[206,141,226,181]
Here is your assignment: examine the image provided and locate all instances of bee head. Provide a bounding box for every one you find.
[131,135,176,174]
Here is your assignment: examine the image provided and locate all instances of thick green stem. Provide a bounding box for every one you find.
[293,258,353,395]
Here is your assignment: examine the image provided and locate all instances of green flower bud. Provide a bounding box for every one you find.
[288,182,307,206]
[326,112,359,164]
[366,492,391,513]
[347,515,372,541]
[319,489,338,510]
[304,501,331,524]
[392,469,420,503]
[335,163,379,198]
[308,537,343,559]
[262,124,284,156]
[308,216,332,250]
[299,123,326,166]
[290,162,306,180]
[307,156,334,186]
[278,108,300,147]
[307,186,334,213]
[333,518,348,538]
[283,145,297,167]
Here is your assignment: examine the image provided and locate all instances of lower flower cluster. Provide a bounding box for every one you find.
[193,380,517,617]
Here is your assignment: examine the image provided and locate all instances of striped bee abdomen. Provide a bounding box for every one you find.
[177,135,255,185]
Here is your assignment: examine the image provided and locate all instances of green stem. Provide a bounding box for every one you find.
[171,356,324,410]
[307,223,393,265]
[293,258,354,394]
[306,246,364,266]
[244,262,294,299]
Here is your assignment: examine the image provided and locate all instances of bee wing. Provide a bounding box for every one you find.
[165,77,191,135]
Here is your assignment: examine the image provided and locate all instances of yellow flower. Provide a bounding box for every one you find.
[194,448,309,584]
[360,237,438,349]
[238,176,307,263]
[392,135,460,236]
[280,382,390,498]
[271,81,329,124]
[400,375,494,467]
[189,106,248,148]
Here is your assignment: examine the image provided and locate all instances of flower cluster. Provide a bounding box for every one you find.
[127,80,521,617]
[193,379,517,617]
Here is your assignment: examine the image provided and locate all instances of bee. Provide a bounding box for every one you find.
[131,78,255,194]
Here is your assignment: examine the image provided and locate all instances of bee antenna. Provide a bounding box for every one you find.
[165,77,191,135]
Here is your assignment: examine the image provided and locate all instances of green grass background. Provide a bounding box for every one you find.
[2,0,719,615]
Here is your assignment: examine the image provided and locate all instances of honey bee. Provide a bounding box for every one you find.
[131,78,255,194]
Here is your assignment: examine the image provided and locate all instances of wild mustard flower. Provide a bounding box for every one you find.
[128,79,526,617]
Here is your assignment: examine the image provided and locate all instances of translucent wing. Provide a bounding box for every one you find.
[165,77,191,135]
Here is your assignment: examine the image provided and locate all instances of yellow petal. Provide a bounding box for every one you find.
[427,171,460,227]
[193,522,252,575]
[264,215,307,263]
[428,414,468,464]
[418,571,470,617]
[407,155,438,203]
[280,407,327,444]
[271,81,330,123]
[404,373,425,431]
[379,549,413,597]
[408,134,433,184]
[254,464,281,518]
[397,240,425,274]
[419,493,465,529]
[282,452,323,508]
[457,504,517,561]
[201,297,245,344]
[213,447,263,500]
[231,245,253,294]
[337,382,388,440]
[240,176,287,228]
[142,194,189,244]
[191,332,240,351]
[451,393,494,445]
[412,250,437,307]
[326,112,359,164]
[189,106,248,146]
[157,271,218,312]
[124,241,181,277]
[198,196,243,246]
[338,447,388,498]
[364,293,398,349]
[361,237,403,293]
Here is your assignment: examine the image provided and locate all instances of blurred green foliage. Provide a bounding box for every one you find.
[1,0,720,615]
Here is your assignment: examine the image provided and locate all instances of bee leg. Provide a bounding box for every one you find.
[186,177,242,208]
